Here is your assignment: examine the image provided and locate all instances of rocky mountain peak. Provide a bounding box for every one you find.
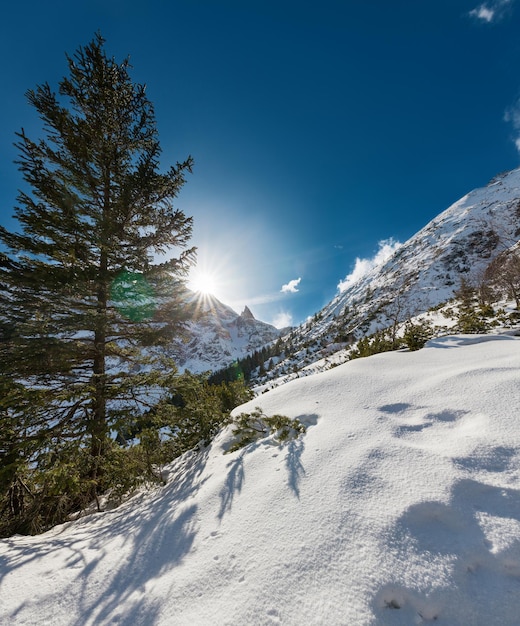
[240,305,255,320]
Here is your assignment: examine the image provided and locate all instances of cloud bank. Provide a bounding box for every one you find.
[337,239,402,293]
[281,277,301,293]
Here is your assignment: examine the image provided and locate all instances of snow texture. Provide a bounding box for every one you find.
[1,334,519,625]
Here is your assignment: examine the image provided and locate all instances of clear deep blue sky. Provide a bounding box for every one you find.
[1,0,520,326]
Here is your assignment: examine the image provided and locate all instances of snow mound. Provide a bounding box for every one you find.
[1,335,519,625]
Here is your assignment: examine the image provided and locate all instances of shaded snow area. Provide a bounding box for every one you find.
[1,335,520,625]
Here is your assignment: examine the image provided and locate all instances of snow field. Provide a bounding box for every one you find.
[0,334,519,625]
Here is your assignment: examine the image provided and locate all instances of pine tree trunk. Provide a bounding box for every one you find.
[90,247,108,493]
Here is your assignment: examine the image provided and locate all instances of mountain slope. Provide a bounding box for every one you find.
[1,334,519,625]
[259,168,520,383]
[170,293,285,373]
[317,169,519,337]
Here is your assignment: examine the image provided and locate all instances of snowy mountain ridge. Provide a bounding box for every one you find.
[317,168,519,335]
[258,167,520,384]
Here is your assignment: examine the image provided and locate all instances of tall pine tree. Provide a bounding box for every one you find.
[0,34,196,534]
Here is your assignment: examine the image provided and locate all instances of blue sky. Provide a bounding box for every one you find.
[1,0,520,327]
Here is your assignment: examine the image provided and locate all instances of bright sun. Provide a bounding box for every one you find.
[188,271,217,295]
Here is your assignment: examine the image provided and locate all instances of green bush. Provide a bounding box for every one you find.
[349,330,396,360]
[403,320,434,351]
[456,308,493,333]
[453,279,494,334]
[227,407,306,453]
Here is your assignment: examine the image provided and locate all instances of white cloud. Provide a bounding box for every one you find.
[469,5,495,21]
[272,311,293,328]
[469,0,513,23]
[337,239,402,293]
[281,277,301,294]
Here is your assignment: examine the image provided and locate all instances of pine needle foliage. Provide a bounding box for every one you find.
[227,407,306,453]
[0,34,196,535]
[402,319,434,351]
[150,374,254,460]
[349,330,397,360]
[453,279,495,334]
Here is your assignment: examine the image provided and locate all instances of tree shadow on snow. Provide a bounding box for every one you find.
[284,413,317,498]
[218,450,246,520]
[0,447,212,626]
[218,413,318,517]
[285,437,306,499]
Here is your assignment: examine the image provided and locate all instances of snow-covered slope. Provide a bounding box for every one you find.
[287,168,520,355]
[170,293,285,373]
[2,334,519,625]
